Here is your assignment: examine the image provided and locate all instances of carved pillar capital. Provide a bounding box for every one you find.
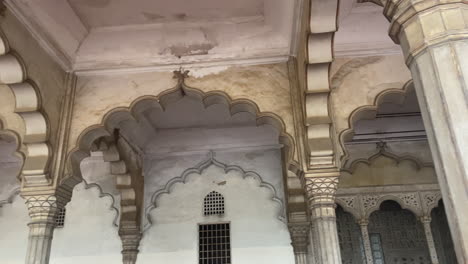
[384,0,467,64]
[304,173,339,207]
[119,223,142,264]
[288,222,310,254]
[22,194,67,264]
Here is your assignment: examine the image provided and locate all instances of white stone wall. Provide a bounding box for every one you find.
[50,156,121,264]
[50,182,122,264]
[0,194,29,264]
[139,164,294,264]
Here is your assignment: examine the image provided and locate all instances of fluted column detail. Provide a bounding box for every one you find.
[288,222,310,264]
[421,216,439,264]
[24,195,62,264]
[380,1,468,262]
[358,219,374,264]
[305,173,341,264]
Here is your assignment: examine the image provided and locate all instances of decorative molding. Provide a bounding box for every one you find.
[0,30,51,187]
[342,141,434,173]
[304,175,339,207]
[288,222,310,254]
[304,0,340,169]
[144,151,286,230]
[336,184,443,222]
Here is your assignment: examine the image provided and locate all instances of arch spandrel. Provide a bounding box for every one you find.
[65,71,296,186]
[67,64,298,162]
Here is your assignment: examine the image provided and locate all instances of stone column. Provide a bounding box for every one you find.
[288,222,310,264]
[381,1,468,262]
[23,195,61,264]
[421,216,440,264]
[119,223,142,264]
[305,172,341,264]
[358,219,374,264]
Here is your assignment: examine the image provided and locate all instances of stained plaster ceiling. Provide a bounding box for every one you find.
[7,0,295,71]
[334,0,401,57]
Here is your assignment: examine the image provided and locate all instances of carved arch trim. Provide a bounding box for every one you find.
[65,71,295,187]
[144,151,286,231]
[364,194,422,218]
[339,80,414,164]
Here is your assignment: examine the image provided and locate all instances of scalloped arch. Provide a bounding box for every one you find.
[343,149,434,174]
[65,80,295,187]
[0,32,50,183]
[339,80,414,164]
[80,179,120,227]
[144,152,286,231]
[366,196,421,218]
[335,198,361,221]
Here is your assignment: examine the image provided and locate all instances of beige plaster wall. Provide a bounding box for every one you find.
[0,10,68,152]
[339,154,438,188]
[68,63,296,159]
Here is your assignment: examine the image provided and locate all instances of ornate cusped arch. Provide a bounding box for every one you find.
[339,80,414,164]
[364,195,422,218]
[343,146,434,174]
[145,151,286,230]
[65,71,295,188]
[0,31,50,184]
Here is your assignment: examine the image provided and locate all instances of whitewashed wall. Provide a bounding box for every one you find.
[50,156,122,264]
[0,194,29,264]
[139,164,294,264]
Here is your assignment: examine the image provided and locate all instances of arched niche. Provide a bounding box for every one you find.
[60,75,296,263]
[139,157,294,264]
[335,205,365,264]
[368,200,431,263]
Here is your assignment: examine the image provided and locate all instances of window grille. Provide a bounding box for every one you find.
[204,191,224,216]
[55,208,66,228]
[199,223,231,264]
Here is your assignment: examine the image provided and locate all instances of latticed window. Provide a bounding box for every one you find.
[55,208,66,228]
[199,223,231,264]
[204,191,224,216]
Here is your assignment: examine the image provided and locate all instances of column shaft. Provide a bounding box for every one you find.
[421,217,440,264]
[384,2,468,262]
[24,195,59,264]
[359,221,374,264]
[305,174,342,264]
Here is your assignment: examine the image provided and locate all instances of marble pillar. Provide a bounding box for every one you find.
[288,222,310,264]
[119,222,142,264]
[421,216,440,264]
[305,173,341,264]
[23,195,61,264]
[382,1,468,262]
[358,219,374,264]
